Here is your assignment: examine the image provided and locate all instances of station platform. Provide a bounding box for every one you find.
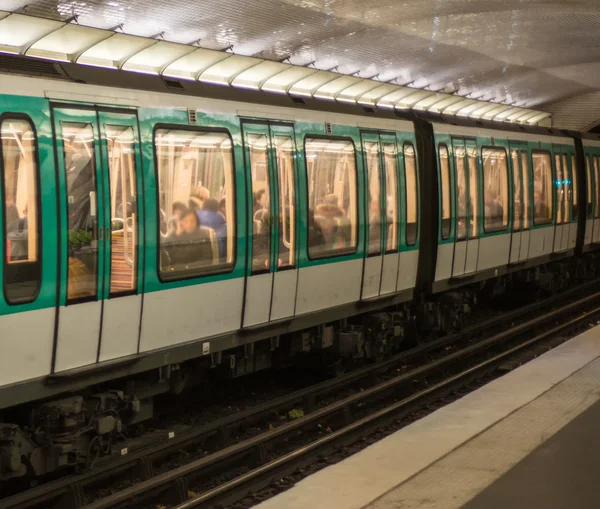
[253,324,600,509]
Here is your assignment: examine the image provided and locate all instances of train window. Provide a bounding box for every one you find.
[62,123,99,302]
[155,129,235,280]
[532,151,553,226]
[365,141,381,255]
[275,136,295,268]
[467,146,479,238]
[594,156,600,219]
[571,154,578,220]
[305,137,358,259]
[586,155,593,217]
[1,118,40,304]
[521,152,531,230]
[511,150,522,231]
[248,134,271,272]
[404,143,418,245]
[438,144,451,240]
[106,125,138,296]
[482,147,509,233]
[555,154,564,225]
[383,143,398,252]
[454,145,467,241]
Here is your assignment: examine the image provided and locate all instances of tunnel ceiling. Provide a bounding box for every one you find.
[2,0,600,112]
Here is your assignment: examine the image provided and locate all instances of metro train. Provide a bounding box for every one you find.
[1,62,600,480]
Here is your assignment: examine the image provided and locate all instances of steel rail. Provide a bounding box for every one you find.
[76,290,600,509]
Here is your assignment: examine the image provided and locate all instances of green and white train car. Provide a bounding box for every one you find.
[1,70,600,478]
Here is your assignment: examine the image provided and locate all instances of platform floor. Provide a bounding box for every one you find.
[253,324,600,509]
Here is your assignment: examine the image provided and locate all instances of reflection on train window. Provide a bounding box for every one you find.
[594,156,600,219]
[438,144,451,239]
[404,143,418,245]
[571,154,578,220]
[155,129,235,280]
[305,137,358,259]
[275,136,295,269]
[454,145,467,241]
[106,125,138,295]
[364,141,381,255]
[248,134,271,272]
[532,151,553,226]
[511,150,522,231]
[1,118,40,304]
[62,122,98,302]
[482,147,509,233]
[521,152,531,229]
[467,146,479,238]
[586,155,593,217]
[383,143,398,252]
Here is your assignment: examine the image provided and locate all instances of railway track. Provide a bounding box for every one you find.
[3,281,600,509]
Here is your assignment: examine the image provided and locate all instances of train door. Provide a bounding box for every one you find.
[584,154,594,245]
[52,107,144,372]
[360,132,385,299]
[552,149,570,252]
[464,140,480,273]
[451,139,479,276]
[509,142,528,263]
[593,155,600,243]
[241,121,298,327]
[379,134,400,295]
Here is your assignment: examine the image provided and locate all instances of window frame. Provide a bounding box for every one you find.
[403,142,419,247]
[437,143,452,240]
[153,124,237,283]
[481,145,510,234]
[303,134,359,261]
[0,113,43,305]
[531,149,554,227]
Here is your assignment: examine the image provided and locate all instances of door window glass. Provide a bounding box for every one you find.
[454,145,467,241]
[511,150,521,231]
[155,129,235,280]
[404,143,418,246]
[521,151,530,229]
[62,122,98,302]
[482,147,509,233]
[532,151,553,225]
[571,154,578,220]
[365,141,381,254]
[274,136,295,268]
[594,156,600,219]
[1,118,41,303]
[383,143,398,252]
[467,146,479,238]
[106,125,138,295]
[555,154,564,225]
[562,154,570,223]
[305,137,358,259]
[586,155,593,218]
[247,134,271,272]
[438,144,451,239]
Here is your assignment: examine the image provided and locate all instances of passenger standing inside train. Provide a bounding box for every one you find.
[197,198,227,261]
[253,189,267,216]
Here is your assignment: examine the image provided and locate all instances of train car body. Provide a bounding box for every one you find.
[1,67,600,479]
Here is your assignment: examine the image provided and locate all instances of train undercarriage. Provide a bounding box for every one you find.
[0,254,597,482]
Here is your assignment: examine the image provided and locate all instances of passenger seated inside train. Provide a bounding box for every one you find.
[197,198,227,261]
[219,198,227,219]
[253,189,266,216]
[6,202,28,261]
[485,189,504,231]
[164,208,213,270]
